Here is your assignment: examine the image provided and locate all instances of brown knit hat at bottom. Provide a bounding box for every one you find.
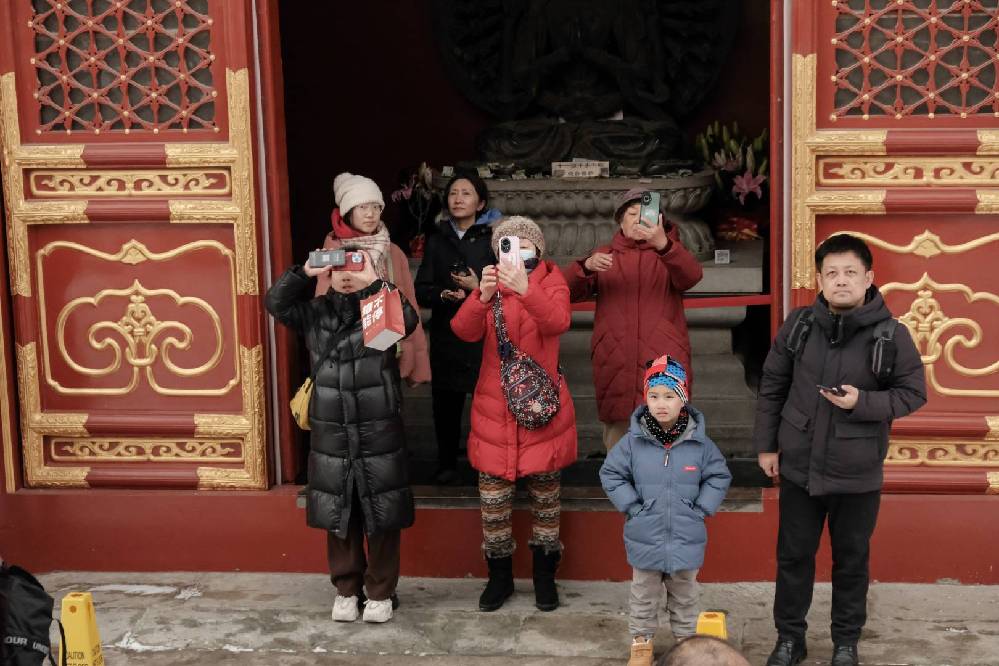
[491,215,547,258]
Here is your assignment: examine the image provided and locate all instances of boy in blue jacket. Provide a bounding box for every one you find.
[600,355,732,666]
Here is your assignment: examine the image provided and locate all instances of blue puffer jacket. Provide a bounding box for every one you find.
[600,405,732,574]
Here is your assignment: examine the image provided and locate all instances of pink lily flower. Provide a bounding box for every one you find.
[732,170,766,204]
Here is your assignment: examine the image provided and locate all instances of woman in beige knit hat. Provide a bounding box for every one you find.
[451,215,577,614]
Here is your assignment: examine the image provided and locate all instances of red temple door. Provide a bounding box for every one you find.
[0,0,274,490]
[789,0,999,493]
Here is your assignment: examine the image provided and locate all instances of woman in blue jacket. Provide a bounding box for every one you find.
[600,355,731,665]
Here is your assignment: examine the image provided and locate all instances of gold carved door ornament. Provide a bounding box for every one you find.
[0,66,267,490]
[39,239,238,396]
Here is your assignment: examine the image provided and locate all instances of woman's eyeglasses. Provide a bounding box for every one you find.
[355,203,384,213]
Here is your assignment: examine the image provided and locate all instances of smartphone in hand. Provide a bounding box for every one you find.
[639,191,661,228]
[497,235,521,269]
[817,384,847,396]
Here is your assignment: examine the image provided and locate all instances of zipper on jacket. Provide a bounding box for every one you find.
[664,446,673,573]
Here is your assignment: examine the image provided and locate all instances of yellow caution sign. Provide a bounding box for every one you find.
[59,592,105,666]
[696,610,728,640]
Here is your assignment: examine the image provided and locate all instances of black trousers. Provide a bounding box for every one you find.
[432,387,467,470]
[774,478,881,645]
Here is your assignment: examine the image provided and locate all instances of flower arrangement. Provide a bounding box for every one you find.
[390,161,436,220]
[389,162,439,257]
[696,122,768,208]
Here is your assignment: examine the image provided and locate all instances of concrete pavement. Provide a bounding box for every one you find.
[38,572,999,665]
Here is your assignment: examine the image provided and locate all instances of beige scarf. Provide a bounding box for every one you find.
[329,222,392,280]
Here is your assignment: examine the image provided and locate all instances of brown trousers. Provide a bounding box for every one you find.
[326,495,400,601]
[602,420,630,451]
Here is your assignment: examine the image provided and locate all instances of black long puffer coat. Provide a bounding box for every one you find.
[414,217,496,393]
[265,267,420,538]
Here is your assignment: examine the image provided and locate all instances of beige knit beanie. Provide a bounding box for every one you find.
[333,172,384,216]
[491,216,547,258]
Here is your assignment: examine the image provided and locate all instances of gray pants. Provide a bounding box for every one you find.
[629,567,700,639]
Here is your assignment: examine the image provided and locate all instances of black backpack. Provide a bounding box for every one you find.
[0,564,65,666]
[785,309,898,382]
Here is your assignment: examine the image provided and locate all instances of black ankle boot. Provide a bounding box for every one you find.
[765,637,807,666]
[831,643,858,666]
[531,545,561,611]
[478,555,514,612]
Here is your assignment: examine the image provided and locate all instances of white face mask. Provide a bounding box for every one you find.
[519,248,538,272]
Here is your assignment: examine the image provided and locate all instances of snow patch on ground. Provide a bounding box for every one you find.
[175,586,202,600]
[90,584,177,596]
[114,632,171,652]
[222,645,254,653]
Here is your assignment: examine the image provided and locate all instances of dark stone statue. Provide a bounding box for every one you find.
[432,0,739,174]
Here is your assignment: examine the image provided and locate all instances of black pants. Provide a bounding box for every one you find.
[432,387,467,470]
[774,478,881,645]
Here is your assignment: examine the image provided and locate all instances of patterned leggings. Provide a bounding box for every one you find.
[479,471,561,557]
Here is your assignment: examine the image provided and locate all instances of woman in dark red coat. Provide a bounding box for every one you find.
[563,188,703,451]
[451,216,577,614]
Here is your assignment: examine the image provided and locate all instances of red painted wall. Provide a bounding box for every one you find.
[276,1,771,263]
[2,488,997,584]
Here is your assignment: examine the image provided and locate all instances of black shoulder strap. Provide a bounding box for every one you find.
[873,317,897,341]
[785,309,814,359]
[49,620,67,666]
[492,292,513,359]
[871,317,899,381]
[309,312,357,381]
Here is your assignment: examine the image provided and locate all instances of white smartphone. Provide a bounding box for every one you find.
[497,235,521,269]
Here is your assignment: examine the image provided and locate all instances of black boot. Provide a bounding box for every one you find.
[478,555,514,612]
[531,545,561,612]
[765,638,807,666]
[831,643,859,666]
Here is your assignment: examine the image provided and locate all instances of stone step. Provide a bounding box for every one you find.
[557,326,734,356]
[467,354,756,394]
[403,431,756,464]
[554,358,756,398]
[402,394,757,429]
[401,411,756,456]
[400,354,756,397]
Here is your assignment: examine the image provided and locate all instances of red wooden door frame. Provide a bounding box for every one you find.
[253,0,298,483]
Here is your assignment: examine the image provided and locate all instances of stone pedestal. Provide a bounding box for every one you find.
[402,239,764,476]
[436,172,717,260]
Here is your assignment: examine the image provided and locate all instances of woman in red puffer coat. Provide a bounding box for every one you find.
[451,216,576,615]
[563,188,703,452]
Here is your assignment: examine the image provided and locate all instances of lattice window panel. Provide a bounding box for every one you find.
[832,0,999,120]
[29,0,218,134]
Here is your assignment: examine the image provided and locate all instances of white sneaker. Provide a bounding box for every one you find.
[332,594,359,622]
[362,598,393,623]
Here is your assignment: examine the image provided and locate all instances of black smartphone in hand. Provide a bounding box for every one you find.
[817,384,847,396]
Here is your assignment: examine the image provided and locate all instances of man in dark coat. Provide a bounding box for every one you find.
[754,234,926,666]
[265,249,420,624]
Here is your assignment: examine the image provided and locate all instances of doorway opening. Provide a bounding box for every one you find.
[275,1,779,490]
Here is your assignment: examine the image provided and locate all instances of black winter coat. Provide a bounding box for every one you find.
[265,267,420,537]
[753,287,926,495]
[414,219,496,392]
